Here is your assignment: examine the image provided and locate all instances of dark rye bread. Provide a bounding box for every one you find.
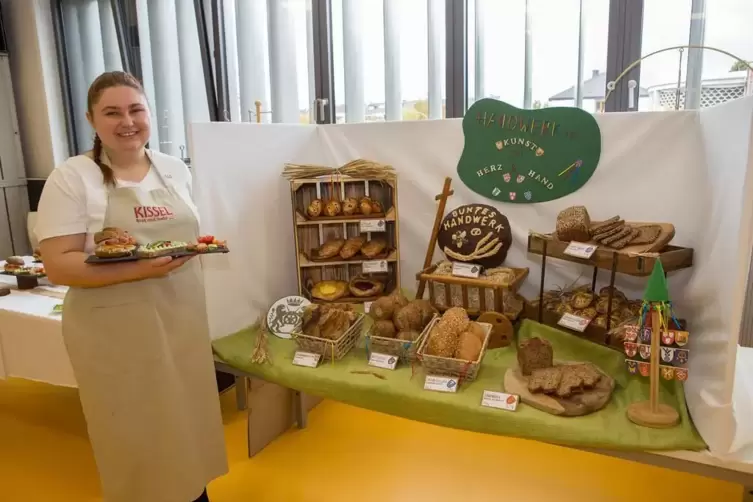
[517,337,554,376]
[555,364,602,397]
[590,216,621,234]
[600,226,633,246]
[528,366,563,394]
[611,227,640,249]
[630,224,662,245]
[593,222,626,241]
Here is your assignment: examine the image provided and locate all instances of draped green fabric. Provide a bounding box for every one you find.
[212,319,705,451]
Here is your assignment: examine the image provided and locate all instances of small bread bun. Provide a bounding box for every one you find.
[94,227,136,245]
[6,256,24,266]
[94,244,135,258]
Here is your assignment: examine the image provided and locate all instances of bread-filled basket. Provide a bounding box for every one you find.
[417,312,492,382]
[292,310,365,361]
[417,261,528,317]
[365,313,438,362]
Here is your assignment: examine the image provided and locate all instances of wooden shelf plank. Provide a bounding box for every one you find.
[527,234,693,277]
[299,249,399,268]
[295,207,397,226]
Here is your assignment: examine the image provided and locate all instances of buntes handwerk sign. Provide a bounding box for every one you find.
[457,98,602,203]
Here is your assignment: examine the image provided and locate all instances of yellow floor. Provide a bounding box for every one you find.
[0,378,743,502]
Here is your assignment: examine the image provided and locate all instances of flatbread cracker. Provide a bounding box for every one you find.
[611,227,640,249]
[630,225,662,245]
[601,226,633,246]
[593,223,626,241]
[590,216,621,233]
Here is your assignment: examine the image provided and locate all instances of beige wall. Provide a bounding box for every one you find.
[1,0,69,179]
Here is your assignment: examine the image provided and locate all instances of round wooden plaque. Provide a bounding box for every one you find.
[437,203,512,268]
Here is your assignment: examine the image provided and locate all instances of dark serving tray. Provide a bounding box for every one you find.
[85,248,229,265]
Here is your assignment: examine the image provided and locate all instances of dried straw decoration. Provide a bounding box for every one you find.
[249,316,271,365]
[282,159,397,182]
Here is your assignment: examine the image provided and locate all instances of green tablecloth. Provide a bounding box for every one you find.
[212,319,705,451]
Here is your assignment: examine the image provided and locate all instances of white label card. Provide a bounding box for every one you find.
[362,260,388,274]
[368,352,398,370]
[564,241,597,259]
[481,390,519,411]
[558,313,590,332]
[424,375,459,393]
[451,262,481,278]
[292,351,321,368]
[359,219,386,232]
[363,301,373,313]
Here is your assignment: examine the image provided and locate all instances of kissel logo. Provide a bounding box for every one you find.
[134,205,175,223]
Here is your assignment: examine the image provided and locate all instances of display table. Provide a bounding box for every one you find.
[0,273,75,386]
[212,319,704,452]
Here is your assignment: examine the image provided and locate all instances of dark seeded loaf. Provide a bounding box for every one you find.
[517,337,554,376]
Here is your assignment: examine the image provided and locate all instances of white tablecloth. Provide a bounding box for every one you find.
[0,262,75,387]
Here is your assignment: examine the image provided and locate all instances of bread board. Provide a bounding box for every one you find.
[504,360,615,417]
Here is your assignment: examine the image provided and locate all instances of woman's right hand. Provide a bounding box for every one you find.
[136,255,194,279]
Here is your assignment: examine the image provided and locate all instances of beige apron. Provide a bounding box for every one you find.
[63,166,228,502]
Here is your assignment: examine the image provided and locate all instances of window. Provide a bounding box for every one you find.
[468,0,609,113]
[640,0,753,111]
[330,0,446,123]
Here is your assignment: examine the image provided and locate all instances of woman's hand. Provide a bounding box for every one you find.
[136,255,194,279]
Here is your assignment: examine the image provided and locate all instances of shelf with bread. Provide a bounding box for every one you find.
[284,160,401,305]
[525,206,693,348]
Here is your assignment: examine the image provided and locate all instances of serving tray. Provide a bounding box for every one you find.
[85,248,229,264]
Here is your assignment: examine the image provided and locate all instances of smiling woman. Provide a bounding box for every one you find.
[33,71,229,502]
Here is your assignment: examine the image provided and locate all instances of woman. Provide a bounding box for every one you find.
[35,71,228,502]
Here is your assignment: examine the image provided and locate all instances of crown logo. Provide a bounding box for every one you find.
[287,297,305,307]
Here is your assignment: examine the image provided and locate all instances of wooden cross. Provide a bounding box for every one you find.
[416,177,454,299]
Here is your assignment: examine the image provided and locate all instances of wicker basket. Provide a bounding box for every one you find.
[417,264,528,317]
[292,314,365,361]
[364,314,438,363]
[416,317,492,382]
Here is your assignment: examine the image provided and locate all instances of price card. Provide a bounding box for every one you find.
[363,301,373,313]
[558,312,590,332]
[368,352,398,370]
[564,241,597,259]
[481,391,519,411]
[451,262,481,278]
[359,219,386,232]
[362,260,388,274]
[292,351,321,368]
[424,375,458,393]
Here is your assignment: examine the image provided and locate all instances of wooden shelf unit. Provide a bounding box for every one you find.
[289,175,400,304]
[526,233,694,345]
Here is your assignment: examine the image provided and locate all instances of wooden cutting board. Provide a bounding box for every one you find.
[504,361,615,417]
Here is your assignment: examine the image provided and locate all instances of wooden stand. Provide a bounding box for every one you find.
[416,177,453,299]
[527,234,693,346]
[289,175,400,304]
[627,308,680,428]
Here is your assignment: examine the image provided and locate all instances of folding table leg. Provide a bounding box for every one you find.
[235,376,248,410]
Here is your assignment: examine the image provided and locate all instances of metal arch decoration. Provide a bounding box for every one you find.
[604,44,753,109]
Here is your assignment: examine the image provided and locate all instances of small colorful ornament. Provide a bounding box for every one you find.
[523,191,532,200]
[509,192,517,200]
[503,173,511,182]
[675,331,689,346]
[639,344,651,360]
[660,347,675,363]
[516,174,525,183]
[661,330,675,345]
[675,368,688,382]
[638,362,650,377]
[624,342,638,358]
[661,366,675,380]
[674,349,689,365]
[626,360,638,374]
[640,327,652,344]
[624,324,639,342]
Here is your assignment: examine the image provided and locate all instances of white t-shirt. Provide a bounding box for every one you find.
[34,149,199,252]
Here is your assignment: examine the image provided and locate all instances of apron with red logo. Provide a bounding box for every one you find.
[62,165,228,502]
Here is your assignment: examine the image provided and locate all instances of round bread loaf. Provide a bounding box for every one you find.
[437,204,512,268]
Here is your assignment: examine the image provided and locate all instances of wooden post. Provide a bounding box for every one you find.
[416,177,454,299]
[255,100,262,123]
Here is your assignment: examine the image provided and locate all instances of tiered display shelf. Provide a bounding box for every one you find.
[526,233,694,348]
[290,176,400,304]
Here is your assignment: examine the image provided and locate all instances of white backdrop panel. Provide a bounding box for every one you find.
[190,123,323,339]
[189,100,753,458]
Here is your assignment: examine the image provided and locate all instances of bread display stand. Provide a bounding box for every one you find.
[526,233,693,348]
[284,160,400,305]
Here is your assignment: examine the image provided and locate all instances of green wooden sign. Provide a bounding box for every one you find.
[457,98,602,203]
